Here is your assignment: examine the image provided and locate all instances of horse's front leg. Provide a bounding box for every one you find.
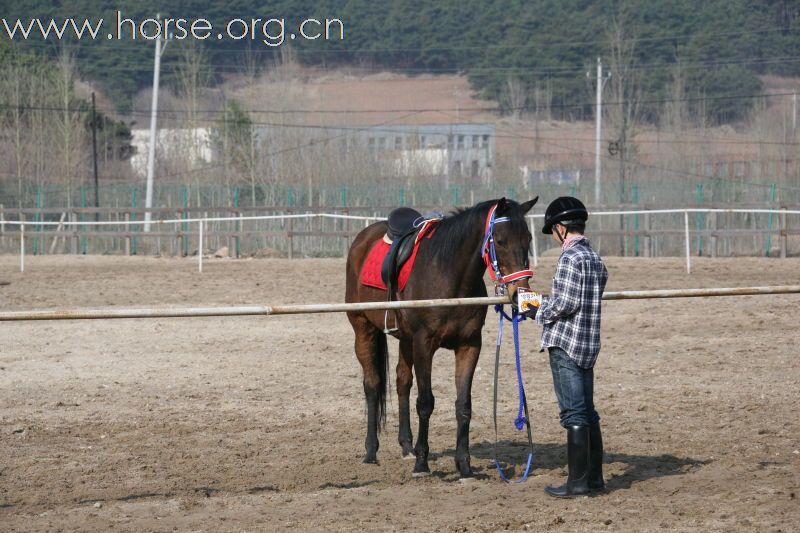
[454,339,481,478]
[412,338,435,477]
[397,337,414,458]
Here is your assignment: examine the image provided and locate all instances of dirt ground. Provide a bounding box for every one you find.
[1,254,798,532]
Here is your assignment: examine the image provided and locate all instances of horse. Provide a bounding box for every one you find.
[344,197,538,479]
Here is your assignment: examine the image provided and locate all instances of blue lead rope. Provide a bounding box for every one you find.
[492,304,535,483]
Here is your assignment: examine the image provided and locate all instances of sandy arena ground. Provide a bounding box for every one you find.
[1,254,799,532]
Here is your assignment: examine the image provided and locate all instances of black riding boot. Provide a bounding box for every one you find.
[588,422,605,491]
[545,425,590,498]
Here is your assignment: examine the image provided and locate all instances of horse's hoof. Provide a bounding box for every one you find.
[363,456,379,465]
[458,476,477,484]
[402,452,415,461]
[411,470,431,478]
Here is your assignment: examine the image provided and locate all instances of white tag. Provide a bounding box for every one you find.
[516,289,542,312]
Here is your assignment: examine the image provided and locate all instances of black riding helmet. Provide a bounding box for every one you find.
[541,196,588,234]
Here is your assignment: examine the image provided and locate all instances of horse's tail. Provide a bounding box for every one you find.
[376,330,389,431]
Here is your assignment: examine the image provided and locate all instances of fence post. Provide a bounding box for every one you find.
[81,187,87,255]
[695,185,704,256]
[131,189,138,255]
[19,214,25,272]
[70,212,78,254]
[124,212,131,256]
[710,211,718,258]
[287,216,294,260]
[33,186,41,256]
[237,211,243,258]
[780,208,787,259]
[765,183,777,257]
[182,187,189,257]
[684,210,691,274]
[632,185,640,257]
[199,220,204,273]
[643,212,651,258]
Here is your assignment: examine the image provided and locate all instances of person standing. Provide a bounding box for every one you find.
[534,197,609,498]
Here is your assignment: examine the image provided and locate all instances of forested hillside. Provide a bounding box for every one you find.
[2,0,799,122]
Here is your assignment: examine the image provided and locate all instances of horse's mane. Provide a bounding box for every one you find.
[427,199,529,265]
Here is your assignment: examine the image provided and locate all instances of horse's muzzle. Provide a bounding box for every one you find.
[506,278,531,302]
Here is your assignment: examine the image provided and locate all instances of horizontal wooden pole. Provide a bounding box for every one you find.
[603,285,800,300]
[1,286,799,322]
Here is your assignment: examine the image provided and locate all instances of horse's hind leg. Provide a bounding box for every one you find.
[351,317,389,464]
[454,339,481,478]
[397,338,414,458]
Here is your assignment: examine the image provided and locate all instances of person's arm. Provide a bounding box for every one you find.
[535,256,582,325]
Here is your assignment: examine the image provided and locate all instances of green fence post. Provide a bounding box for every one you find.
[451,185,461,206]
[765,183,777,257]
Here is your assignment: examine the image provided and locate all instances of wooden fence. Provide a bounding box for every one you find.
[1,204,799,260]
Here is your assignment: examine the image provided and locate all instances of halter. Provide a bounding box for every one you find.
[481,203,533,291]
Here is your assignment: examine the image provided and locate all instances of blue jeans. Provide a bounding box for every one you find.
[548,347,600,428]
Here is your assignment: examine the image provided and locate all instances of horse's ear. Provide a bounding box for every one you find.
[496,197,508,212]
[520,196,539,214]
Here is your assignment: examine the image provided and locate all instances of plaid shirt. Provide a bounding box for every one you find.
[535,236,608,368]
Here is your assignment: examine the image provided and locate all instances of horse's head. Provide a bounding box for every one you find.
[482,197,538,301]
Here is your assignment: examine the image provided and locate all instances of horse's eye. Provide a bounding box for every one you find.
[495,238,506,246]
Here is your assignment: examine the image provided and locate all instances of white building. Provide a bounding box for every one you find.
[130,128,213,177]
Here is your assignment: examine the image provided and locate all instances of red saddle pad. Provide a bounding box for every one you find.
[359,222,437,291]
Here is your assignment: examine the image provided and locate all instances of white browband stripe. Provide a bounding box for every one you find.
[500,270,534,283]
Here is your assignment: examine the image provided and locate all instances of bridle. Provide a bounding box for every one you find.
[481,203,533,293]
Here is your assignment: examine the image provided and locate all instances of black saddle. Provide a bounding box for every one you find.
[380,207,423,296]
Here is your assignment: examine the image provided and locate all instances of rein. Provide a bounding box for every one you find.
[482,202,535,482]
[492,305,535,482]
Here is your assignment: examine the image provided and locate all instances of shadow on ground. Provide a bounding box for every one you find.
[434,441,709,489]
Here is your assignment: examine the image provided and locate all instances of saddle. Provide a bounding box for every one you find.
[380,207,424,297]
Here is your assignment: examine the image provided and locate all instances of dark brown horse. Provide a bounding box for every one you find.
[345,197,538,479]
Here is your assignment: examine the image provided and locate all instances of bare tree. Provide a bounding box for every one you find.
[606,15,643,203]
[504,76,527,119]
[173,41,211,183]
[53,47,87,205]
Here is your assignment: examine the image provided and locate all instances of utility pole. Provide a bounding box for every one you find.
[144,16,168,232]
[590,57,610,205]
[91,92,99,222]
